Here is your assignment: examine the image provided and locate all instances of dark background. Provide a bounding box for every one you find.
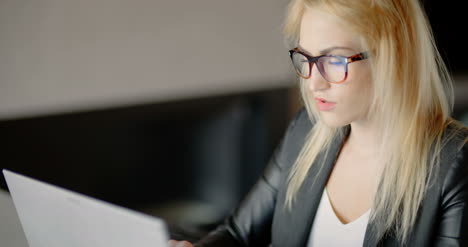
[424,0,467,73]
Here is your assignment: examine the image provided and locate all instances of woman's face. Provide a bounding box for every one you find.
[299,7,373,128]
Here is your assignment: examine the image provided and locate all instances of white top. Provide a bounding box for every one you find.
[307,187,371,247]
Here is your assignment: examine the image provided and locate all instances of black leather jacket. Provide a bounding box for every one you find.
[195,107,468,247]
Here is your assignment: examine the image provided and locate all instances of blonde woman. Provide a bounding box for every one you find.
[169,0,468,246]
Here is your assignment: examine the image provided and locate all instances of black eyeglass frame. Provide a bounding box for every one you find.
[288,47,369,84]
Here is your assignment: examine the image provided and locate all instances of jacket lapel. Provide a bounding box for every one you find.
[273,125,351,246]
[363,220,380,247]
[272,123,393,247]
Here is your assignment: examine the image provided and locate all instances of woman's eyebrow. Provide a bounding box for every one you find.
[298,44,355,55]
[320,46,355,55]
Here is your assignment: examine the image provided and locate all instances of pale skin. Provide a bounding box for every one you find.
[169,6,381,246]
[300,6,382,224]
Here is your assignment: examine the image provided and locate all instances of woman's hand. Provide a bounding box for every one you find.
[167,239,194,247]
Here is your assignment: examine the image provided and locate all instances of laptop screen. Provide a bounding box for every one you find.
[3,169,169,247]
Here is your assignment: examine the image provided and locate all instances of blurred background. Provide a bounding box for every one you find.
[0,0,466,246]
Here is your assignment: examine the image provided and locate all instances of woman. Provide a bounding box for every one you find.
[169,0,468,246]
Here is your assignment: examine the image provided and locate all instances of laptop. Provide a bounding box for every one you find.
[2,169,170,247]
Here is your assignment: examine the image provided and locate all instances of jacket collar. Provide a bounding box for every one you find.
[276,124,381,247]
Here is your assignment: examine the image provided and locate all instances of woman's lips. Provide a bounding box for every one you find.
[315,97,336,111]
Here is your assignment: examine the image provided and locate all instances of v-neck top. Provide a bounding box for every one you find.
[306,187,371,247]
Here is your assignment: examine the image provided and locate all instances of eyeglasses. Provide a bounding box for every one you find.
[288,47,369,84]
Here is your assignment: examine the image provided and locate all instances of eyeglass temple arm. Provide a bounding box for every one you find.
[347,52,369,63]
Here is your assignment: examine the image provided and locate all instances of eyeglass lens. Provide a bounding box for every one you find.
[291,52,346,83]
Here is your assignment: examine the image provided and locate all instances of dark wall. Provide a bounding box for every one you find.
[424,1,467,74]
[0,88,291,216]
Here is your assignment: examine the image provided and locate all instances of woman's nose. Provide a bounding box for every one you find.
[307,64,330,92]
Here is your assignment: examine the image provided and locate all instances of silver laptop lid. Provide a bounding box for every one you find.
[3,169,169,247]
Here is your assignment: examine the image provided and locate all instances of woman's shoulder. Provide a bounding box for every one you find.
[273,107,313,168]
[435,120,468,195]
[282,106,314,140]
[287,106,313,131]
[439,120,468,162]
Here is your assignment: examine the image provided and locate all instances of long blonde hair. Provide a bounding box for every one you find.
[282,0,467,244]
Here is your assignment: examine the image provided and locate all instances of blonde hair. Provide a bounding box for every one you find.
[282,0,468,244]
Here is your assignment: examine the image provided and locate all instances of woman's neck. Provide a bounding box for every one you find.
[346,117,381,157]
